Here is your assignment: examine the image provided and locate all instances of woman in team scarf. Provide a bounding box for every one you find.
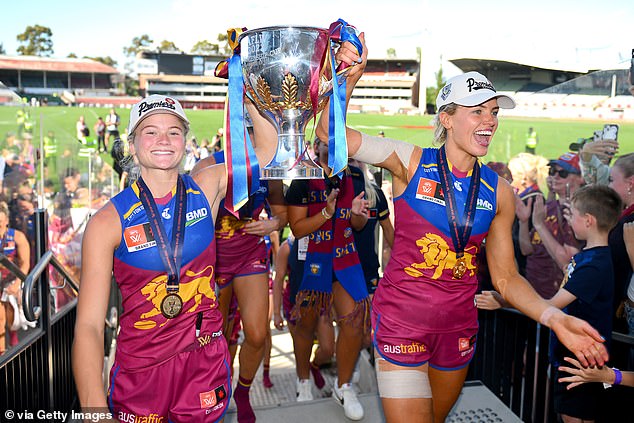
[285,136,369,421]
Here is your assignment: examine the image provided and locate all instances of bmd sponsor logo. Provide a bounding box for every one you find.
[186,207,208,225]
[476,198,493,211]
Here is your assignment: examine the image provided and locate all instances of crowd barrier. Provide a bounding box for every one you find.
[1,211,632,422]
[469,308,634,423]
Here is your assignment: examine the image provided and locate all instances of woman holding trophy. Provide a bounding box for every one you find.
[325,37,610,423]
[72,95,280,422]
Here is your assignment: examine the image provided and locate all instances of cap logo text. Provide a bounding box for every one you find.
[466,77,495,93]
[138,99,176,117]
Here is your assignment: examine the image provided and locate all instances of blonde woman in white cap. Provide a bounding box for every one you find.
[72,94,278,422]
[324,37,610,423]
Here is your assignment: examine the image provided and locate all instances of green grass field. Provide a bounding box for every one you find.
[2,105,633,168]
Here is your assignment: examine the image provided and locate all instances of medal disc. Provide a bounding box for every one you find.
[452,257,467,279]
[161,293,183,319]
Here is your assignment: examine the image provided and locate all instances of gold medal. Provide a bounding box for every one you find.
[452,257,467,279]
[161,293,183,319]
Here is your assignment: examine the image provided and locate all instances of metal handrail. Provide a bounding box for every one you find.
[22,250,80,322]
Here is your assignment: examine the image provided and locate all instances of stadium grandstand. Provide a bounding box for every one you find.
[451,58,634,120]
[348,58,419,114]
[135,51,420,113]
[2,52,631,120]
[135,51,229,109]
[0,55,138,107]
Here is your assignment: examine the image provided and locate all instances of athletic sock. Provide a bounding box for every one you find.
[262,364,273,388]
[310,361,325,389]
[234,376,255,423]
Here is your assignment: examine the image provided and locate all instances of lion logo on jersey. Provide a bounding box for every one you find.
[216,215,246,240]
[404,233,477,280]
[134,265,217,330]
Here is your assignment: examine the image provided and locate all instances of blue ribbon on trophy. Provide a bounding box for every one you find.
[327,19,363,177]
[216,28,260,214]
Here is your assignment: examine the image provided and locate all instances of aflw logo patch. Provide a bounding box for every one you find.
[415,178,444,205]
[123,223,156,252]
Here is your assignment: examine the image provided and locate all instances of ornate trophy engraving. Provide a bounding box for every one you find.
[240,26,339,179]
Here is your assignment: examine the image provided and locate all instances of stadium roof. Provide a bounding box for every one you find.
[449,58,590,75]
[0,55,118,74]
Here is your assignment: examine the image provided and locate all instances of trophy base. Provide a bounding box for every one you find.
[260,165,323,180]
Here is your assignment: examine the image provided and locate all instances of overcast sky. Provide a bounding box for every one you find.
[2,0,632,85]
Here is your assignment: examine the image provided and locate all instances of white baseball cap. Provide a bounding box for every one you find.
[436,71,515,110]
[128,95,190,135]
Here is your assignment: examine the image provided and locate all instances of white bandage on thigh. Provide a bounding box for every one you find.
[375,358,432,399]
[352,132,414,168]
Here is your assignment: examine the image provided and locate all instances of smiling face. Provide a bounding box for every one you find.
[129,113,186,172]
[441,98,500,159]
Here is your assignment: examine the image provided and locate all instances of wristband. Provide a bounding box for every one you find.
[539,306,559,326]
[613,367,622,385]
[321,207,333,220]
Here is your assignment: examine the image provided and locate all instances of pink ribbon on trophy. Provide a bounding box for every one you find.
[215,27,260,215]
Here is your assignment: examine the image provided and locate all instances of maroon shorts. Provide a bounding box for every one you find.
[215,241,269,288]
[372,312,477,370]
[108,333,231,422]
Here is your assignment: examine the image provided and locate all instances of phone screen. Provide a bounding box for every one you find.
[602,124,619,141]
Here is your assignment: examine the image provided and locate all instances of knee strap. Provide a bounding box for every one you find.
[375,358,432,399]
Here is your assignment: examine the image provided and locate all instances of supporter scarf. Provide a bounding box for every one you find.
[293,171,369,326]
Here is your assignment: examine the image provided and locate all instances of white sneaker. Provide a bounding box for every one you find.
[296,378,313,402]
[332,378,364,421]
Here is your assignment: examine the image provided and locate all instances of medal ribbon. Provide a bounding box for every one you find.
[136,176,187,292]
[437,146,480,259]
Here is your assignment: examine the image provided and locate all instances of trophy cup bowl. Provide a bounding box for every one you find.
[240,26,343,180]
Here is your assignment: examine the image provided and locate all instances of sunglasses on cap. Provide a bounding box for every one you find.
[548,167,573,178]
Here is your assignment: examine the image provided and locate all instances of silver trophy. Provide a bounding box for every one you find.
[240,26,342,180]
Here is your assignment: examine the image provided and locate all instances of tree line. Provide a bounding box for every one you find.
[2,24,444,107]
[3,24,232,68]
